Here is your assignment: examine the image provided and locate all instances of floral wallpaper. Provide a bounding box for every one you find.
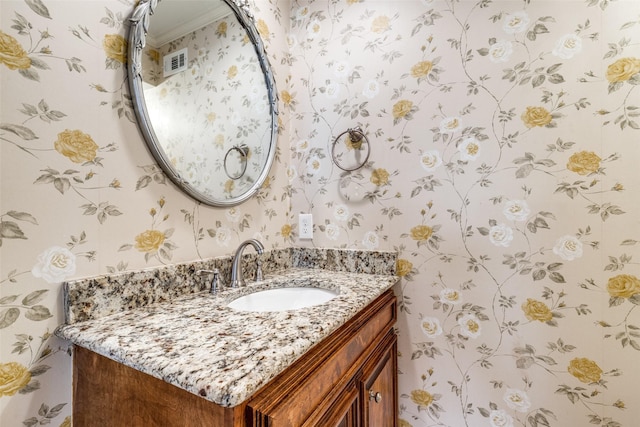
[0,0,290,424]
[287,0,640,426]
[3,0,640,426]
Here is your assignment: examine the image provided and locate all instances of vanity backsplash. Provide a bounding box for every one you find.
[63,247,397,324]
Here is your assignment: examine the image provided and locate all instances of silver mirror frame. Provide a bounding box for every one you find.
[128,0,278,207]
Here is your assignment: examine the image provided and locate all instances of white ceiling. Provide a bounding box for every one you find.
[147,0,233,47]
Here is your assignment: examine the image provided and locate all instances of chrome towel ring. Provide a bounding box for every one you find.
[331,127,370,172]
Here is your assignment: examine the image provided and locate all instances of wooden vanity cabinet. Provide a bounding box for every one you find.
[72,289,397,427]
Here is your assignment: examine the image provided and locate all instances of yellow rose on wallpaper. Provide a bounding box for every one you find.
[411,60,433,78]
[567,151,601,175]
[607,274,640,298]
[393,100,414,120]
[522,298,553,322]
[605,57,640,83]
[396,259,413,277]
[0,30,31,70]
[281,224,292,238]
[54,129,99,163]
[256,19,270,41]
[147,48,160,64]
[215,134,225,148]
[281,90,293,106]
[216,21,228,37]
[371,16,390,33]
[224,179,235,193]
[227,65,238,79]
[370,168,390,185]
[521,106,552,128]
[134,230,165,253]
[568,357,603,383]
[59,416,71,427]
[398,419,413,427]
[410,225,433,241]
[102,34,127,63]
[410,389,434,408]
[0,362,31,397]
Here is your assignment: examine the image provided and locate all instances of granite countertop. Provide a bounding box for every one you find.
[56,267,397,407]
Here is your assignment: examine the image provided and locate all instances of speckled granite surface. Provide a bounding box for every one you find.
[55,248,397,407]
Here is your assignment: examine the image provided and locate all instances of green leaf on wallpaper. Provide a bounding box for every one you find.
[628,294,640,306]
[22,290,48,306]
[1,221,27,240]
[609,296,624,307]
[6,210,38,224]
[0,308,20,329]
[516,164,534,179]
[24,305,53,321]
[549,272,566,284]
[18,67,40,81]
[0,123,38,140]
[25,0,51,19]
[621,239,639,245]
[29,57,50,70]
[0,295,19,304]
[30,365,51,377]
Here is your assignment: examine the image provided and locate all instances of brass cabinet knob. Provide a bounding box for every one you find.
[368,390,382,403]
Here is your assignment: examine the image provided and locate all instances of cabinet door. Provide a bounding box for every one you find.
[314,381,360,427]
[362,334,397,427]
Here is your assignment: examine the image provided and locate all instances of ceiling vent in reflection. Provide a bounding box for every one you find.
[163,48,188,77]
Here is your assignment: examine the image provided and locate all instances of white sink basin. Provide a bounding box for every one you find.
[227,287,338,312]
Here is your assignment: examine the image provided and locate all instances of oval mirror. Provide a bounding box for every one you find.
[128,0,278,206]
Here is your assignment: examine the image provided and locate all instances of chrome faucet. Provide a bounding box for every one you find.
[230,239,264,287]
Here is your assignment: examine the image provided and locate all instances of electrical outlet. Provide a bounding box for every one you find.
[299,213,313,239]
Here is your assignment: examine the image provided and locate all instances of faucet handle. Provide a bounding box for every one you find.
[197,269,223,294]
[255,260,263,282]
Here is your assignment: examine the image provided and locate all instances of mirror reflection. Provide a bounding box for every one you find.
[128,0,277,206]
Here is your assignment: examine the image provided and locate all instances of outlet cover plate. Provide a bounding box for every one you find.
[299,213,313,239]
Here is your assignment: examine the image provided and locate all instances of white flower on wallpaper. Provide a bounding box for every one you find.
[420,316,443,338]
[334,204,349,221]
[305,19,322,41]
[226,207,242,223]
[489,223,514,247]
[324,80,340,99]
[489,409,514,427]
[296,139,311,153]
[503,199,531,222]
[295,6,310,22]
[439,288,463,305]
[553,235,583,261]
[215,226,233,247]
[286,166,297,182]
[333,61,350,78]
[420,150,443,171]
[502,11,530,34]
[458,137,481,161]
[325,223,340,240]
[306,154,323,175]
[439,116,462,134]
[362,230,379,250]
[362,79,380,99]
[552,33,583,59]
[458,314,482,339]
[503,388,531,413]
[488,40,514,63]
[287,34,299,50]
[31,246,77,284]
